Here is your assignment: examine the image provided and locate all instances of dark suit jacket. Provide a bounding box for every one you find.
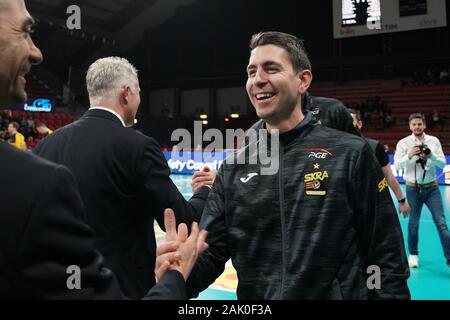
[0,140,186,299]
[33,109,209,299]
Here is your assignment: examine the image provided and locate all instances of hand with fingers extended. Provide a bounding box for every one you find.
[191,166,217,192]
[155,208,208,282]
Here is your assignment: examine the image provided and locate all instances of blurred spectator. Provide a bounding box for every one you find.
[410,66,450,85]
[23,123,38,140]
[411,71,422,85]
[0,111,74,150]
[365,95,376,112]
[384,111,395,129]
[374,95,385,112]
[27,118,35,129]
[425,68,438,84]
[439,68,449,84]
[6,121,26,150]
[36,122,53,137]
[423,111,432,126]
[428,109,444,130]
[363,111,372,128]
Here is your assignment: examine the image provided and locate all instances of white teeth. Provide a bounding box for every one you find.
[255,93,275,100]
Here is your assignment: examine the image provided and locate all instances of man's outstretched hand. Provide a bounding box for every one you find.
[191,166,217,192]
[155,209,208,281]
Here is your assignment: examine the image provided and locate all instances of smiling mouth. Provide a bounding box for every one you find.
[19,66,30,78]
[255,93,276,101]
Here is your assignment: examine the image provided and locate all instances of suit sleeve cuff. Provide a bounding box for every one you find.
[193,185,211,198]
[143,270,186,300]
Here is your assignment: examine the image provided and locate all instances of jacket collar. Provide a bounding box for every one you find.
[84,108,125,127]
[252,111,316,145]
[410,132,427,143]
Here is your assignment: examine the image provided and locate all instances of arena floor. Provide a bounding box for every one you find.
[164,174,450,300]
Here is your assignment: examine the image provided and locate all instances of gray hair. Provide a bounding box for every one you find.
[86,56,138,103]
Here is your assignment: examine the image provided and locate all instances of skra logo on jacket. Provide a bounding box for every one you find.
[304,169,329,196]
[378,178,388,193]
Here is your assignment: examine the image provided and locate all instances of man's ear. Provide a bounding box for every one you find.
[121,86,130,104]
[298,69,313,95]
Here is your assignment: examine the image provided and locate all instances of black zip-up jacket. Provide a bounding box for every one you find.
[302,92,361,136]
[187,112,410,300]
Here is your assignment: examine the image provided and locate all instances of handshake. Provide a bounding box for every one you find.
[191,166,217,192]
[155,167,216,283]
[155,208,208,282]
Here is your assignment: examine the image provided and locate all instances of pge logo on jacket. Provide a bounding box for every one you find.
[305,148,333,160]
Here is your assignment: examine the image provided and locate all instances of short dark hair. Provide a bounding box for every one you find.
[409,113,425,123]
[9,121,19,130]
[249,31,312,72]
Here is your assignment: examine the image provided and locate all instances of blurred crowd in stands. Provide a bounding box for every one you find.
[0,110,52,150]
[411,66,450,85]
[348,95,445,131]
[347,95,395,130]
[424,109,445,130]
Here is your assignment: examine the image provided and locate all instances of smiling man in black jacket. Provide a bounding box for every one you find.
[186,31,410,300]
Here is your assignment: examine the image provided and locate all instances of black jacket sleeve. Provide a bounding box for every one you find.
[136,139,210,229]
[374,141,390,167]
[14,164,186,300]
[186,166,229,299]
[304,94,362,137]
[14,165,124,299]
[351,143,410,300]
[143,271,186,300]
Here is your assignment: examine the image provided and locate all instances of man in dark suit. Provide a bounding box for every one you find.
[0,0,205,299]
[33,56,215,299]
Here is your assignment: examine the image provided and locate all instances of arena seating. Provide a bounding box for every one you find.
[9,75,74,150]
[309,81,450,153]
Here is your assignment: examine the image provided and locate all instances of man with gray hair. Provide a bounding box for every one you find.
[34,56,215,298]
[85,56,141,127]
[1,0,206,299]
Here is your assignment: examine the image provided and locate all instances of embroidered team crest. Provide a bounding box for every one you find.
[304,170,329,196]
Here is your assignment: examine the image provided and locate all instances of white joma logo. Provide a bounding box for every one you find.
[240,173,258,183]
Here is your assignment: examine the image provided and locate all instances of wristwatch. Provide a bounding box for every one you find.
[398,197,406,204]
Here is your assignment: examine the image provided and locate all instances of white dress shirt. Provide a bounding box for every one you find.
[394,133,446,184]
[89,107,126,127]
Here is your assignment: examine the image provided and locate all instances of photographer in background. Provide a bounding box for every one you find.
[394,113,450,269]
